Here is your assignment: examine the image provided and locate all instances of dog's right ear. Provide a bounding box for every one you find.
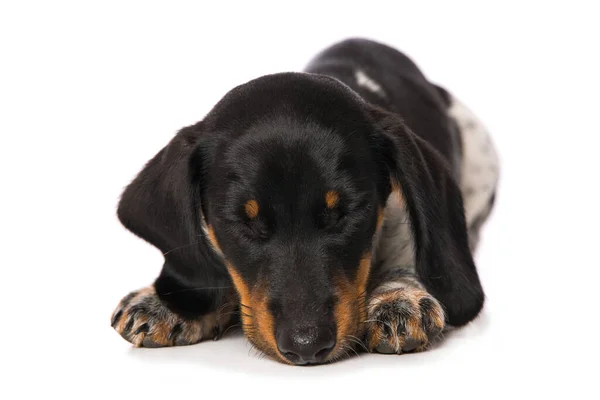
[367,105,484,327]
[117,122,231,317]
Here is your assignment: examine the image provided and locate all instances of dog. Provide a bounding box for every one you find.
[111,38,499,365]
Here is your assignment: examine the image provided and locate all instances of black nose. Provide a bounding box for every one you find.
[276,325,336,365]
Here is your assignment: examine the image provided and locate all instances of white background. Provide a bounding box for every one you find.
[1,1,599,399]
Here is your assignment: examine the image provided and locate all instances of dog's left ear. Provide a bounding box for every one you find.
[368,105,484,326]
[117,123,232,317]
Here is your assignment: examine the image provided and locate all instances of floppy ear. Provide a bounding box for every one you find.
[368,106,484,326]
[117,123,231,317]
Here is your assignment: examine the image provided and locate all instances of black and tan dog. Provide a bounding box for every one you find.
[111,39,499,365]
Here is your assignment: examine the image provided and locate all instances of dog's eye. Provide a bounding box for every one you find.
[242,219,271,241]
[319,208,346,230]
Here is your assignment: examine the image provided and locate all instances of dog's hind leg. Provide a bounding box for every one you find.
[447,93,500,251]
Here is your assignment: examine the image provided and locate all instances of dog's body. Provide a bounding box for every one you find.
[111,39,498,364]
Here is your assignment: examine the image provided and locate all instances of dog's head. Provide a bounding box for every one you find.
[118,73,483,364]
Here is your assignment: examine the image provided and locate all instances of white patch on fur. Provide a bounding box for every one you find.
[200,221,210,239]
[355,69,385,96]
[448,97,500,226]
[372,192,416,277]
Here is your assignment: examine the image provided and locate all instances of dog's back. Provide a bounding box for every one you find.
[306,38,462,179]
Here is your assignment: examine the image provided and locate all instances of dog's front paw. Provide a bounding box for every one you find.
[110,287,225,348]
[366,287,445,354]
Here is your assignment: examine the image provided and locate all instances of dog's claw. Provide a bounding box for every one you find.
[135,323,149,335]
[375,342,396,354]
[111,310,122,327]
[402,338,422,352]
[168,324,182,343]
[123,317,135,336]
[212,326,222,341]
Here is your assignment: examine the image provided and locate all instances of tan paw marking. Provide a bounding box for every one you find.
[366,287,445,354]
[110,286,232,348]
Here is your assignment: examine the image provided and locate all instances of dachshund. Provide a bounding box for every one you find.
[111,38,499,365]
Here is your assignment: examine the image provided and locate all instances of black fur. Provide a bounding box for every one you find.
[117,125,231,318]
[116,38,485,352]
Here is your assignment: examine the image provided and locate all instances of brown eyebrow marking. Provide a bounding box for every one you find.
[325,190,340,209]
[244,200,259,219]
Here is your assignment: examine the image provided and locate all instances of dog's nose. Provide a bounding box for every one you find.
[276,325,335,365]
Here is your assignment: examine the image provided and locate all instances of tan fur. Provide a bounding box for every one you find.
[130,315,149,347]
[254,285,289,363]
[331,273,360,360]
[390,179,403,203]
[244,199,259,219]
[328,253,374,361]
[376,207,384,230]
[227,264,251,310]
[325,190,340,209]
[115,310,130,333]
[227,264,289,363]
[355,253,372,300]
[151,320,171,345]
[206,225,222,254]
